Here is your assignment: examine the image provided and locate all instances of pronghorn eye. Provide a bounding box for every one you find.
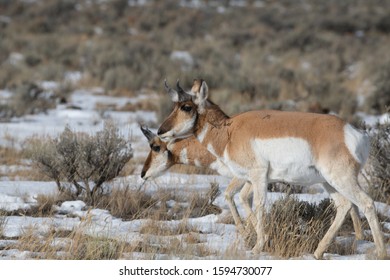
[152,146,161,152]
[180,105,192,112]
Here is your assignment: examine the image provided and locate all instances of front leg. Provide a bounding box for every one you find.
[224,177,246,233]
[249,166,269,254]
[239,182,257,229]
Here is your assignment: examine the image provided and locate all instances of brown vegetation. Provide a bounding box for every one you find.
[1,0,389,120]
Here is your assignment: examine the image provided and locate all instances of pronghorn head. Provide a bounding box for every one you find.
[158,79,209,141]
[140,125,174,180]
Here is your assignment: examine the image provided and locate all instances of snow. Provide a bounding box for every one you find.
[357,112,390,126]
[0,193,30,211]
[0,87,389,260]
[55,200,86,213]
[0,89,157,148]
[64,71,83,84]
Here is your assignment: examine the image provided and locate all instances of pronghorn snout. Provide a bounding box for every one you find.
[157,126,166,136]
[157,124,173,141]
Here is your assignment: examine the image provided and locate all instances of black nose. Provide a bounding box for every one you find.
[141,171,146,178]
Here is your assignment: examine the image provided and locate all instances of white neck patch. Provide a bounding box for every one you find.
[197,123,209,143]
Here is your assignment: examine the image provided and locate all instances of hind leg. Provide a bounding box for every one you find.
[320,183,363,240]
[321,173,386,259]
[348,189,386,258]
[314,183,352,259]
[350,205,364,240]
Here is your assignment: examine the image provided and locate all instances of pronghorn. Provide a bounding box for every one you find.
[140,122,364,244]
[157,79,386,259]
[140,126,364,242]
[139,125,255,233]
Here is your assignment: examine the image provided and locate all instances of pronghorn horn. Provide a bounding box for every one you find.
[176,80,186,95]
[164,79,180,102]
[140,125,156,142]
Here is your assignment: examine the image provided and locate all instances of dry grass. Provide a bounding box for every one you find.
[265,197,334,258]
[0,192,72,217]
[139,220,198,236]
[96,186,158,221]
[0,210,7,238]
[12,225,61,259]
[101,182,221,221]
[64,230,131,260]
[1,192,385,259]
[0,139,51,181]
[3,225,133,260]
[240,195,357,259]
[135,220,213,259]
[0,146,22,166]
[1,216,213,259]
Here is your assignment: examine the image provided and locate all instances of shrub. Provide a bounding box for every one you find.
[263,196,337,258]
[26,122,133,205]
[11,82,56,117]
[366,63,390,114]
[366,117,390,204]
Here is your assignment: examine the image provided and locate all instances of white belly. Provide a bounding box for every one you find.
[267,164,325,185]
[254,137,326,185]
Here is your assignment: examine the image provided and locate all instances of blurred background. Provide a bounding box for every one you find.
[0,0,389,124]
[0,2,389,259]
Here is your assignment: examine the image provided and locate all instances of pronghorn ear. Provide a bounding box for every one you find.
[193,80,208,108]
[140,125,156,143]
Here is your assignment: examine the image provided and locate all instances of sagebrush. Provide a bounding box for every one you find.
[26,122,133,205]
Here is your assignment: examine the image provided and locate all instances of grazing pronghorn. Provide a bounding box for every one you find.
[157,79,386,259]
[140,125,255,233]
[140,123,364,244]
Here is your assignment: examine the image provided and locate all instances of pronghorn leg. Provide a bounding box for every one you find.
[357,197,387,259]
[341,188,386,258]
[314,183,352,259]
[350,205,364,240]
[224,177,245,233]
[239,182,257,229]
[250,167,268,254]
[321,182,364,240]
[319,174,386,259]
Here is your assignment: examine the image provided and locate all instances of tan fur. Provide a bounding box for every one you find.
[170,137,216,167]
[157,79,386,259]
[197,110,360,172]
[141,130,253,233]
[191,78,202,93]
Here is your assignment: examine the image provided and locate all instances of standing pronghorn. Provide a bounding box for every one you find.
[139,125,254,233]
[157,79,386,259]
[140,124,364,246]
[140,126,363,239]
